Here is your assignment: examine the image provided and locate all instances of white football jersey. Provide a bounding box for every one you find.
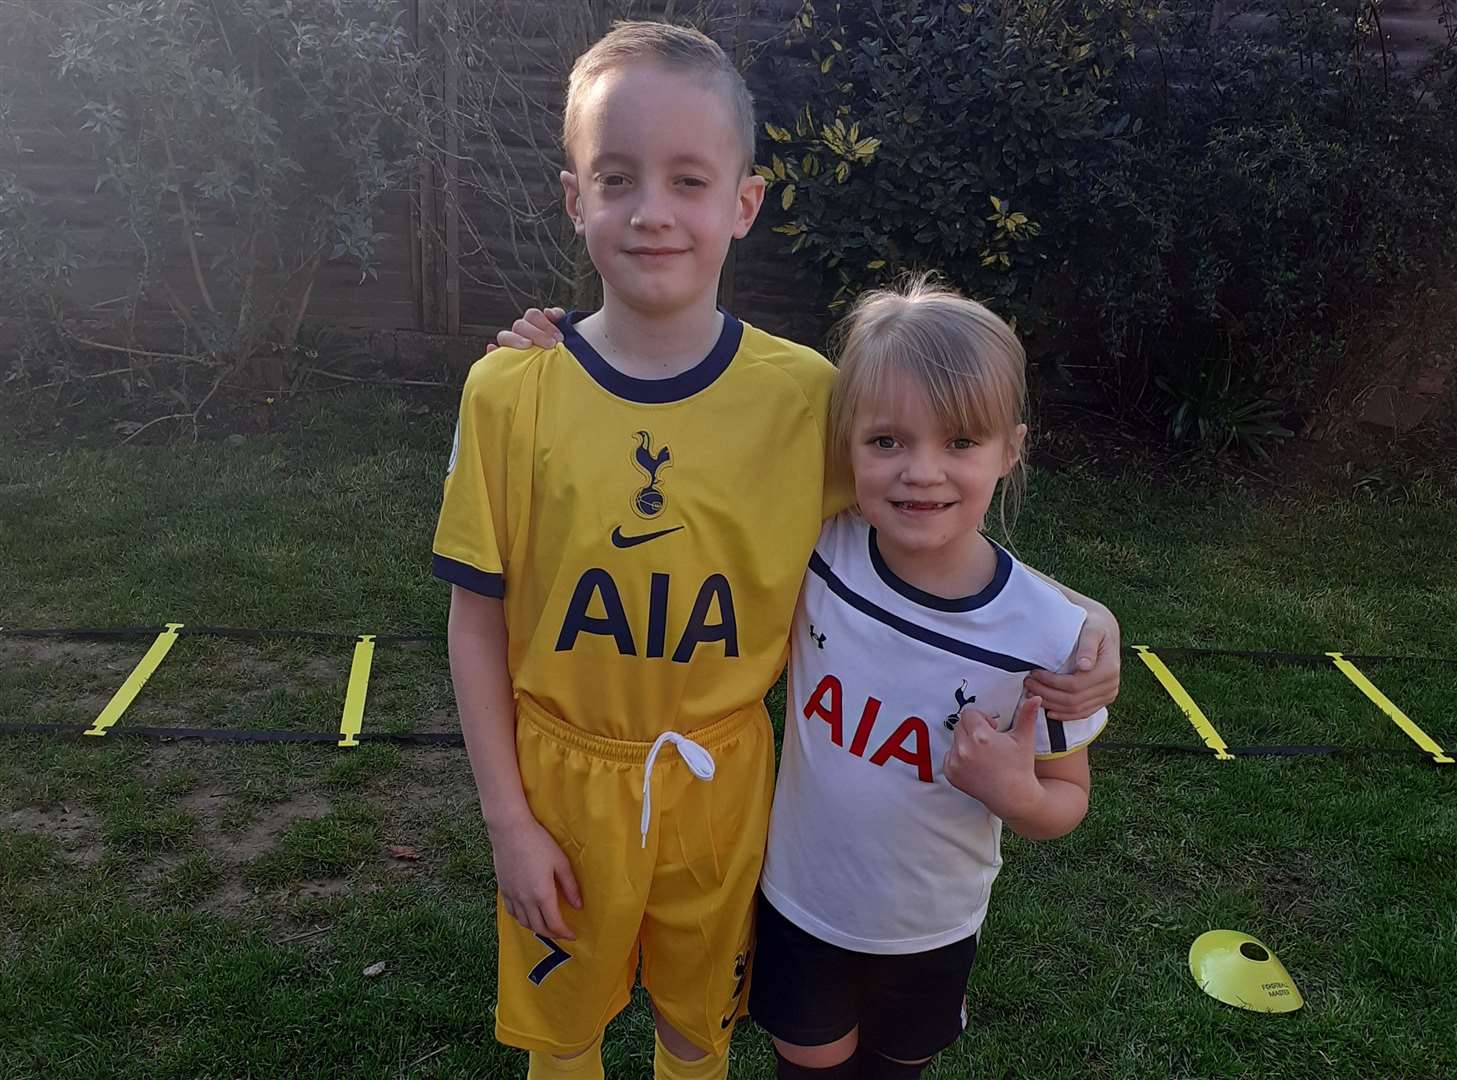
[761,512,1106,955]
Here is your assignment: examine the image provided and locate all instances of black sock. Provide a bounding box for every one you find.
[773,1046,860,1080]
[857,1050,928,1080]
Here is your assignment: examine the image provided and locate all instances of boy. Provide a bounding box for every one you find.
[433,21,1120,1080]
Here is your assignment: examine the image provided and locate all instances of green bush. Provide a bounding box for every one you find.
[759,0,1457,455]
[0,165,76,383]
[1082,1,1457,424]
[38,0,412,375]
[757,0,1144,324]
[1,56,78,382]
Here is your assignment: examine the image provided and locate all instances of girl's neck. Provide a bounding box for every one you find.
[875,528,1001,602]
[576,290,724,380]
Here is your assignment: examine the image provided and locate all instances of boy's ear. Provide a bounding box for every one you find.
[561,170,585,236]
[1003,422,1028,475]
[733,172,767,239]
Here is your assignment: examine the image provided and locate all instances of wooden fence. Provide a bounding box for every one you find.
[3,0,1450,359]
[1,0,818,355]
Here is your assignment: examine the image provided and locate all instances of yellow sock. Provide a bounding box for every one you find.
[653,1031,728,1080]
[527,1032,605,1080]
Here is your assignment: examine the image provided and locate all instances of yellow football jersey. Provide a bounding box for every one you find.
[433,312,848,741]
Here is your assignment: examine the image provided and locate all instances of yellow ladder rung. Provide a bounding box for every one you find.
[338,634,377,747]
[85,623,184,737]
[1328,653,1452,765]
[1132,645,1234,760]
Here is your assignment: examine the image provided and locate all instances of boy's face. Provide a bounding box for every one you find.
[561,64,765,317]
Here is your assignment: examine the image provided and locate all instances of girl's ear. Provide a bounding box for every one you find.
[1002,422,1028,476]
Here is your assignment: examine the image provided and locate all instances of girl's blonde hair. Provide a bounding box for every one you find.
[828,272,1028,539]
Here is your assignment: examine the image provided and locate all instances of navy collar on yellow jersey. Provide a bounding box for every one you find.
[559,309,744,404]
[867,527,1013,612]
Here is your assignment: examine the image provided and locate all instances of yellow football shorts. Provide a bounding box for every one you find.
[494,693,775,1058]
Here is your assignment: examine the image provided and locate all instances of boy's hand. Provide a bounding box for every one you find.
[1025,605,1120,720]
[485,306,566,353]
[489,815,582,940]
[943,696,1043,821]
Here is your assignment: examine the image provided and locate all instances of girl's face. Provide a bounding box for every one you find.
[849,370,1025,579]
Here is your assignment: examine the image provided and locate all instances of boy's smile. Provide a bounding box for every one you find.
[560,63,764,319]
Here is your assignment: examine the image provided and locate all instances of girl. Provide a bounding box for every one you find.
[751,275,1107,1080]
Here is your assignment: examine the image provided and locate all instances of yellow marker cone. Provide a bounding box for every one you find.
[84,623,184,737]
[338,634,376,747]
[1328,653,1453,765]
[1190,930,1303,1013]
[1132,646,1234,760]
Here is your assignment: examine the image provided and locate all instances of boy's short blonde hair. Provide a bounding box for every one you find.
[563,20,756,172]
[829,272,1029,537]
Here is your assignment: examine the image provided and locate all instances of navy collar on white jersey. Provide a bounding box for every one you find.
[867,527,1013,612]
[808,550,1034,671]
[560,309,743,404]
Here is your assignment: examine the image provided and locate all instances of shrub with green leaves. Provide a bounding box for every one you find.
[759,0,1457,456]
[0,163,76,382]
[43,0,411,373]
[757,0,1146,323]
[1081,3,1457,419]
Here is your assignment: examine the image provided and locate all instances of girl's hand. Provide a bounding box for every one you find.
[943,696,1044,821]
[1025,604,1120,720]
[488,815,582,940]
[485,306,566,353]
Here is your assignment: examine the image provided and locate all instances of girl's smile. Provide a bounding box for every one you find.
[849,371,1024,600]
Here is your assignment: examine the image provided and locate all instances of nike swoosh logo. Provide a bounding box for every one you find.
[611,525,684,549]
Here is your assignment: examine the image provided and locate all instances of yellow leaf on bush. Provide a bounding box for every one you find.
[782,184,796,210]
[867,259,886,269]
[835,161,849,182]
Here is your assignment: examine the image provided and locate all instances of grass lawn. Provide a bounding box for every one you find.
[2,388,1455,1078]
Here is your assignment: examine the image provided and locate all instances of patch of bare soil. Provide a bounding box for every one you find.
[1284,275,1457,493]
[8,727,481,926]
[182,789,331,864]
[382,746,477,825]
[182,789,339,919]
[0,639,138,665]
[0,638,189,727]
[2,805,103,866]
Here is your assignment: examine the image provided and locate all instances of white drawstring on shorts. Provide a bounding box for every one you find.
[639,731,716,847]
